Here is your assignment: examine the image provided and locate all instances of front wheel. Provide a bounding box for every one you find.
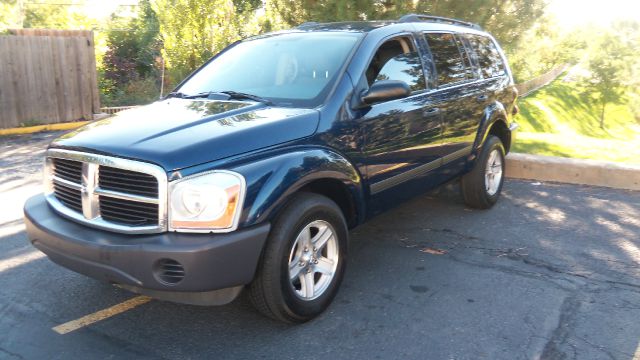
[249,192,348,323]
[461,135,506,209]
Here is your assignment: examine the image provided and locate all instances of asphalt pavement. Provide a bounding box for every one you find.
[1,132,640,360]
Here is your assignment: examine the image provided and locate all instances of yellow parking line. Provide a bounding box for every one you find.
[52,296,151,335]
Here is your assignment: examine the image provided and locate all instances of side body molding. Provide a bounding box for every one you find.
[230,147,366,228]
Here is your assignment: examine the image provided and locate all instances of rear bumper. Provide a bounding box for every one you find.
[507,121,519,153]
[24,195,270,304]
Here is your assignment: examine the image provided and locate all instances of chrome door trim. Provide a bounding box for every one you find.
[369,145,472,195]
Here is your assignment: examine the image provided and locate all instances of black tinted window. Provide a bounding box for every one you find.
[455,36,476,80]
[467,35,505,78]
[424,33,468,86]
[366,37,426,93]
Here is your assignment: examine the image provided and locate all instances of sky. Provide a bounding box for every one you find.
[549,0,640,28]
[77,0,640,28]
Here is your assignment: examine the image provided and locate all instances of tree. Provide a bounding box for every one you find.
[587,27,634,129]
[103,0,160,87]
[101,0,162,106]
[509,17,587,82]
[150,0,261,86]
[23,1,94,29]
[266,0,545,51]
[0,0,20,32]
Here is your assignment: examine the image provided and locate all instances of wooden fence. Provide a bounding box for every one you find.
[515,64,569,97]
[0,29,100,129]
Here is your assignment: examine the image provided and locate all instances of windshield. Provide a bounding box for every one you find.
[176,32,362,108]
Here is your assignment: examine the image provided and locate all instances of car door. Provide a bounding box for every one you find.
[358,35,443,196]
[422,32,484,165]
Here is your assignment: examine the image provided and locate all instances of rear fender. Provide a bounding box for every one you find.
[473,102,508,152]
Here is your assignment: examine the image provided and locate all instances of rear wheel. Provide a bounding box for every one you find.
[249,192,348,323]
[461,135,506,209]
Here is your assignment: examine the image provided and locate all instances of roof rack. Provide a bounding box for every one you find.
[297,22,319,29]
[399,14,482,30]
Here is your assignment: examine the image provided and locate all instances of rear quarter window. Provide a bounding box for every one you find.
[424,33,473,87]
[467,35,506,79]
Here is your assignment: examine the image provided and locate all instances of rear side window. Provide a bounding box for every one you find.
[467,35,506,78]
[454,35,476,80]
[424,33,470,86]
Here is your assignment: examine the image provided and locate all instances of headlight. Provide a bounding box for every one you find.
[169,171,246,232]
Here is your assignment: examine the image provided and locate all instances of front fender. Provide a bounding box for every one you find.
[230,147,365,228]
[473,101,508,150]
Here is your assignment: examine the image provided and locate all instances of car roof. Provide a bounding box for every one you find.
[292,19,488,37]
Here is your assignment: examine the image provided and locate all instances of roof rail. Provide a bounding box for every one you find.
[297,22,319,29]
[399,14,482,30]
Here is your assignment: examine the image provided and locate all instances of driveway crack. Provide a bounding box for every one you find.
[540,294,582,360]
[0,346,24,360]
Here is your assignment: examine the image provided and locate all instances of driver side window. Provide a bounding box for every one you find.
[365,36,426,93]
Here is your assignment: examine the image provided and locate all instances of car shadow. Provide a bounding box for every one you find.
[1,179,639,359]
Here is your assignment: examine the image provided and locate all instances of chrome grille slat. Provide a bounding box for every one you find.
[52,176,82,190]
[45,149,167,234]
[94,187,158,204]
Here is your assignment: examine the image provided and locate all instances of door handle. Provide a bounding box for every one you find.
[477,94,489,102]
[423,108,440,116]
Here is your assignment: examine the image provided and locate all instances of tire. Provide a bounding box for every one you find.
[461,135,506,209]
[249,192,348,323]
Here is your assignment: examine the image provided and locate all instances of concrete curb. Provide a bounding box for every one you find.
[0,121,88,136]
[506,153,640,191]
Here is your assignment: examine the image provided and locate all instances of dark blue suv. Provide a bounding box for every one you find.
[24,15,519,323]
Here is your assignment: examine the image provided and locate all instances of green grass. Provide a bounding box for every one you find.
[513,77,640,164]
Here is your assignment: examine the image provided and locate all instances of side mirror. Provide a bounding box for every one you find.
[360,80,411,106]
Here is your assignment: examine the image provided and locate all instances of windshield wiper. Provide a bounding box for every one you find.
[217,91,273,105]
[169,91,213,99]
[166,91,187,98]
[168,90,273,105]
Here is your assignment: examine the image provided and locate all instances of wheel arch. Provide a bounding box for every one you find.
[474,102,512,153]
[232,147,366,230]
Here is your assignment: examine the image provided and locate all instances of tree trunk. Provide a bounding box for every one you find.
[600,100,606,129]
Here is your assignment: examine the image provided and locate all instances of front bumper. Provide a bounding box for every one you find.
[24,195,270,305]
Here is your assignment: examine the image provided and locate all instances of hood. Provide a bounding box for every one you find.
[51,99,320,171]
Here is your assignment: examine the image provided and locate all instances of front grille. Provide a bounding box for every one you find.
[100,196,158,226]
[53,158,82,183]
[99,166,159,197]
[53,182,82,212]
[45,150,167,234]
